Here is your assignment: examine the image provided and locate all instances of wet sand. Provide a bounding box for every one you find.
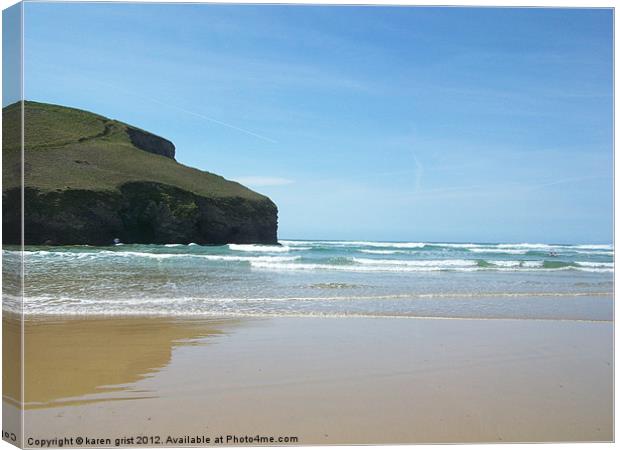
[3,315,613,446]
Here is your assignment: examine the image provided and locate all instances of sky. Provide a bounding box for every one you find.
[12,3,614,243]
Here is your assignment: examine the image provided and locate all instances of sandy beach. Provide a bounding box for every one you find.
[3,314,613,446]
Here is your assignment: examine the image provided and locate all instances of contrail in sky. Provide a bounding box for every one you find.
[100,81,278,144]
[147,97,279,144]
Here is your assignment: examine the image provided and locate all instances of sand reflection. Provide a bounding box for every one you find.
[3,315,238,409]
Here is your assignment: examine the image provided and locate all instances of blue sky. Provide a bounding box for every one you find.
[16,3,613,243]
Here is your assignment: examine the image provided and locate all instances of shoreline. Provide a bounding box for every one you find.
[3,313,613,445]
[8,312,614,323]
[5,290,614,323]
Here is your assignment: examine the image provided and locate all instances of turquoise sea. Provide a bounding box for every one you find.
[4,240,613,321]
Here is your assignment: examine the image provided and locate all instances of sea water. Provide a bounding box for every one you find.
[3,240,613,320]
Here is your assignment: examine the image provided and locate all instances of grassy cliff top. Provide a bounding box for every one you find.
[2,101,267,201]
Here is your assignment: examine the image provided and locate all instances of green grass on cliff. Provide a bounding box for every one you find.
[2,101,266,201]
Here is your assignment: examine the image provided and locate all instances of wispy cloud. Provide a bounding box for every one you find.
[527,175,610,191]
[233,176,294,187]
[396,174,611,202]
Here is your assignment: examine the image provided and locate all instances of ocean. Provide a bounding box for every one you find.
[3,240,613,320]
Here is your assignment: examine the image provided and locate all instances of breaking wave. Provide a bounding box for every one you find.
[228,244,290,252]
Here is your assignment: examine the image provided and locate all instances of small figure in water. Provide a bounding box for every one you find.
[113,238,121,245]
[548,250,558,257]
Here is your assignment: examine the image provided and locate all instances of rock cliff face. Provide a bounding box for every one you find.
[126,126,176,160]
[2,101,279,246]
[3,184,278,246]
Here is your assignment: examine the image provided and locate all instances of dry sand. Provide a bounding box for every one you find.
[3,315,613,446]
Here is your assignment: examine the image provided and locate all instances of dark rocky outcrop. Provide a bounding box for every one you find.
[3,184,278,246]
[126,126,176,160]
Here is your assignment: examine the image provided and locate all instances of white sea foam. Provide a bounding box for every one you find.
[111,251,179,259]
[574,250,613,255]
[22,249,299,263]
[352,258,477,267]
[198,255,300,262]
[522,261,544,268]
[251,260,483,272]
[577,261,614,268]
[279,240,316,246]
[250,259,610,273]
[469,248,528,254]
[489,260,522,267]
[359,249,402,255]
[493,243,613,252]
[22,250,97,258]
[576,267,614,273]
[433,243,482,249]
[496,243,553,250]
[251,261,444,272]
[573,244,613,250]
[349,241,426,248]
[488,260,543,268]
[228,244,290,252]
[281,240,426,249]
